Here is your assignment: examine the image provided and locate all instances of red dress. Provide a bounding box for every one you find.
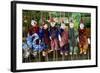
[28,25,39,35]
[79,28,88,49]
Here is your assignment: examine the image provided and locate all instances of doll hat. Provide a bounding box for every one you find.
[80,18,85,25]
[80,18,84,23]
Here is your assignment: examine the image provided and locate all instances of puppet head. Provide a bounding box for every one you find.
[69,19,74,28]
[61,20,66,29]
[80,19,84,29]
[43,23,48,29]
[31,20,37,27]
[49,18,56,27]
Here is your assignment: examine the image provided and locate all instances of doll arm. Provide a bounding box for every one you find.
[88,38,90,44]
[58,34,61,41]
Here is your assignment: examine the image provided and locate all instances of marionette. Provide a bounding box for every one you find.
[49,18,59,61]
[58,21,69,57]
[39,21,50,61]
[69,19,78,55]
[27,20,45,62]
[27,20,39,56]
[78,19,90,55]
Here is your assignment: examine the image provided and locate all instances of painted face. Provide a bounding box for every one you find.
[43,24,48,29]
[31,20,37,27]
[61,23,66,29]
[50,22,55,27]
[80,23,84,29]
[69,22,74,28]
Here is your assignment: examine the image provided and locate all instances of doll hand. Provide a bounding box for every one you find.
[77,37,79,42]
[88,38,90,44]
[50,36,52,40]
[58,34,61,41]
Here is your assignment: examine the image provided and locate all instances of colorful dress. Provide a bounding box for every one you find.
[79,28,88,52]
[59,29,69,53]
[49,26,59,50]
[69,28,78,54]
[39,28,50,49]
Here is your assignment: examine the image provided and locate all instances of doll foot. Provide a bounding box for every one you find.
[60,52,63,55]
[79,51,83,54]
[42,51,46,56]
[33,51,37,57]
[83,52,87,55]
[65,52,68,56]
[70,52,72,55]
[74,52,77,55]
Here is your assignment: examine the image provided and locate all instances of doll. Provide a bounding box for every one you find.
[78,19,90,55]
[49,18,59,61]
[27,20,44,62]
[39,21,50,61]
[69,19,78,55]
[59,21,69,57]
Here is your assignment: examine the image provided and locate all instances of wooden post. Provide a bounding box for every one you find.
[56,50,58,61]
[39,50,41,62]
[62,54,64,61]
[53,50,55,61]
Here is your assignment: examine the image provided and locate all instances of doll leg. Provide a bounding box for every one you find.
[51,40,56,61]
[79,44,83,54]
[74,46,78,55]
[69,46,73,55]
[83,44,88,55]
[60,46,64,60]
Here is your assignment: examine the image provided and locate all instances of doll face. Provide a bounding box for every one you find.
[80,23,84,29]
[61,23,66,29]
[69,22,74,28]
[43,24,48,29]
[50,22,55,27]
[31,20,37,27]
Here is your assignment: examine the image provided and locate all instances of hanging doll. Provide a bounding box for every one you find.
[69,19,78,55]
[49,18,59,61]
[39,20,50,61]
[78,19,90,55]
[58,20,69,56]
[27,20,39,56]
[27,20,45,62]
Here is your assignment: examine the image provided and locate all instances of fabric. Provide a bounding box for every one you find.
[26,35,33,48]
[39,28,50,48]
[59,29,68,47]
[28,25,39,35]
[49,26,59,50]
[69,28,76,47]
[22,43,28,49]
[79,28,88,49]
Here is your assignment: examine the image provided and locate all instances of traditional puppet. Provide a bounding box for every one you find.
[26,20,46,61]
[78,19,90,55]
[49,18,59,61]
[69,19,78,55]
[58,20,69,56]
[39,20,50,60]
[27,20,39,57]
